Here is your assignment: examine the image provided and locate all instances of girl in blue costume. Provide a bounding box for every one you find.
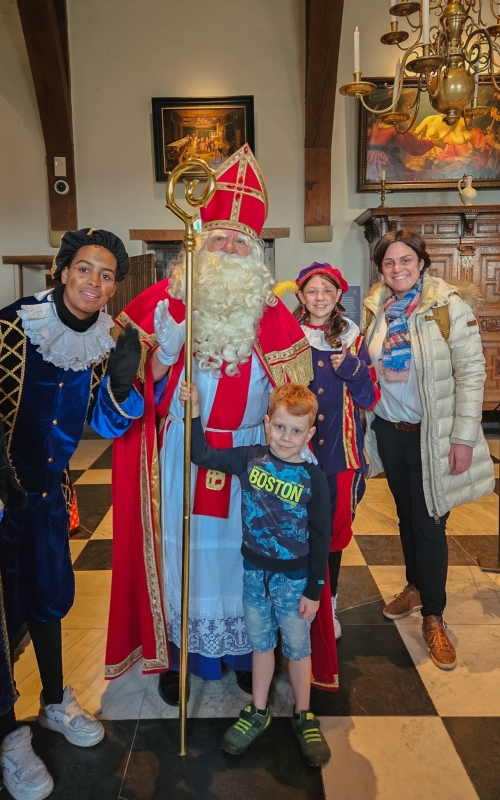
[278,264,380,639]
[0,229,143,800]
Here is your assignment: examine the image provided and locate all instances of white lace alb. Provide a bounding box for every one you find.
[168,608,251,657]
[17,293,115,372]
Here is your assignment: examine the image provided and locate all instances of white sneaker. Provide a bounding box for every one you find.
[1,725,54,800]
[332,594,342,640]
[38,686,104,747]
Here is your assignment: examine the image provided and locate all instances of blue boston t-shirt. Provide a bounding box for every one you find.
[190,416,331,601]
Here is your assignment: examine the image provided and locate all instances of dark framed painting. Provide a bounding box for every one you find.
[358,77,500,191]
[152,96,255,182]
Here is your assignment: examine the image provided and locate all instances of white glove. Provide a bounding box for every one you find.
[299,445,318,465]
[154,299,186,366]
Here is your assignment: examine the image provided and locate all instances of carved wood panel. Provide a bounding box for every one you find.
[106,254,156,320]
[483,341,500,406]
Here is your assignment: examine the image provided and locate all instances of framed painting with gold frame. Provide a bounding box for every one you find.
[152,96,255,182]
[357,77,500,191]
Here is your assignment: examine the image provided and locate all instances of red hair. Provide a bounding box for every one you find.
[268,383,318,427]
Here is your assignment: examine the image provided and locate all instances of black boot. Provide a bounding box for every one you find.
[235,670,253,695]
[158,671,190,706]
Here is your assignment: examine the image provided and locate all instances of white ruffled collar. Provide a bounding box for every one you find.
[301,317,360,352]
[17,291,115,371]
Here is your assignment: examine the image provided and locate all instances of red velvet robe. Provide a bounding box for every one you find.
[105,278,339,692]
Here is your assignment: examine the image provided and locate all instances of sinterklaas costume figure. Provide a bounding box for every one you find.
[106,144,339,701]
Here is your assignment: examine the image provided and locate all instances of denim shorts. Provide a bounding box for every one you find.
[242,565,315,661]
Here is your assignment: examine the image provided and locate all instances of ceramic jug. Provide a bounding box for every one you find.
[458,175,477,206]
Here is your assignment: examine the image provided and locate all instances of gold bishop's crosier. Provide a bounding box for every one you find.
[165,158,216,756]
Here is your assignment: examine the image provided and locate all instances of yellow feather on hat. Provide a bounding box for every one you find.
[273,280,299,298]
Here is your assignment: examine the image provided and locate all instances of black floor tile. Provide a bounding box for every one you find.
[451,535,500,567]
[29,720,137,800]
[354,534,477,567]
[355,536,405,566]
[446,536,478,567]
[68,469,85,483]
[338,598,394,627]
[81,424,105,440]
[72,484,111,537]
[70,527,93,541]
[120,718,324,800]
[336,566,394,627]
[73,540,113,571]
[442,717,500,800]
[336,566,382,612]
[311,624,437,717]
[89,445,113,469]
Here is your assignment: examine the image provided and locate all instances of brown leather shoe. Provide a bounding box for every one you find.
[383,584,422,619]
[422,615,457,670]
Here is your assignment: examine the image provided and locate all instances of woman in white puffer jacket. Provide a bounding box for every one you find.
[362,229,494,671]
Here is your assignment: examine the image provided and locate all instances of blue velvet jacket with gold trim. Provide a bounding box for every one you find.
[0,295,143,496]
[303,323,381,477]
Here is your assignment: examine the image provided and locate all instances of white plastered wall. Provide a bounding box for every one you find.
[0,0,497,309]
[0,0,50,306]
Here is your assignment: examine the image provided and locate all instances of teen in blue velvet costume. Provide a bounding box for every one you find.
[0,228,143,800]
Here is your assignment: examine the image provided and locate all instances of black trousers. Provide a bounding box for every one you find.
[372,415,449,617]
[0,618,64,743]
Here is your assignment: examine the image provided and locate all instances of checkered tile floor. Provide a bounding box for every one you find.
[11,436,500,800]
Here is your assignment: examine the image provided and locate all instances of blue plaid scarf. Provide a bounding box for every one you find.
[380,276,423,383]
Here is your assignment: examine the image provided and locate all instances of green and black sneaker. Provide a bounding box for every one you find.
[221,704,272,755]
[292,711,331,767]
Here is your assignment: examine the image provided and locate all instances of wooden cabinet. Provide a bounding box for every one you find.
[355,205,500,410]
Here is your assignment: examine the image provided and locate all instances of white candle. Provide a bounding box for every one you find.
[393,59,401,94]
[354,27,360,73]
[422,0,430,45]
[390,0,397,22]
[474,72,479,99]
[381,169,386,181]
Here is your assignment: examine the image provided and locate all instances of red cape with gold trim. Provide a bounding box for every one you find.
[105,278,339,692]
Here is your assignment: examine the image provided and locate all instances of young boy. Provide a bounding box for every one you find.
[179,380,332,767]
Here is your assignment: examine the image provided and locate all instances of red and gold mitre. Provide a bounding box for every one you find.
[200,144,268,239]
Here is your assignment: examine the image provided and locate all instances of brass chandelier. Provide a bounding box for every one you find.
[340,0,500,131]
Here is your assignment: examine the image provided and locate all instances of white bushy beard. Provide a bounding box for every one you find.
[169,238,276,377]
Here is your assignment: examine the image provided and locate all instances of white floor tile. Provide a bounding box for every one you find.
[342,536,367,566]
[98,658,150,720]
[69,539,87,562]
[448,501,498,535]
[69,439,111,471]
[363,479,395,503]
[91,507,113,539]
[15,629,109,719]
[75,469,112,485]
[62,570,111,630]
[352,501,399,535]
[394,621,500,716]
[321,717,479,799]
[369,565,500,626]
[367,565,408,602]
[139,668,294,719]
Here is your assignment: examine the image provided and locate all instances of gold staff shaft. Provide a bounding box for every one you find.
[165,159,216,756]
[179,227,194,757]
